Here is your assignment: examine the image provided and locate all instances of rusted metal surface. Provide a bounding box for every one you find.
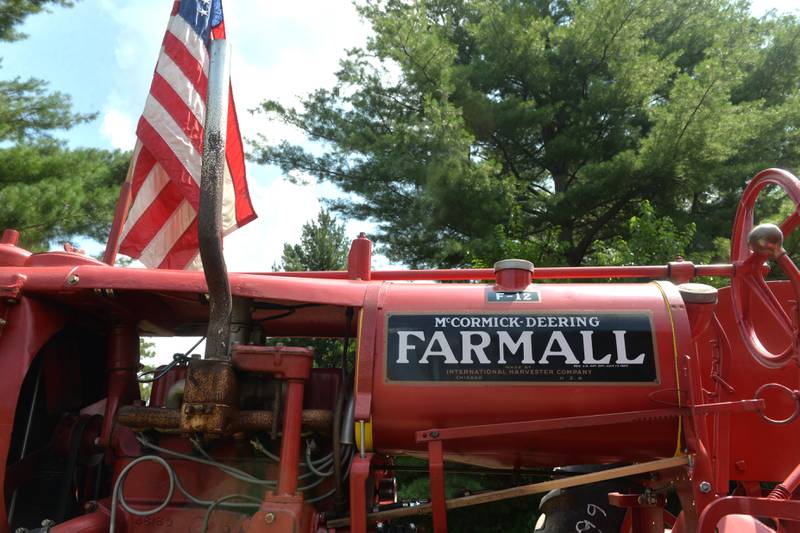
[118,406,332,435]
[118,405,180,430]
[198,39,233,361]
[181,358,239,435]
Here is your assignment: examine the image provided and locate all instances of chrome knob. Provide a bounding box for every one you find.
[748,223,784,259]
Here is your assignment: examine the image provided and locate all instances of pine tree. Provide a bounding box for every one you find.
[0,0,128,251]
[253,0,800,268]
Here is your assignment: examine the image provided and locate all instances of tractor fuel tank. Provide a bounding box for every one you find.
[365,280,693,468]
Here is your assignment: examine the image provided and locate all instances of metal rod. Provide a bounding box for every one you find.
[250,264,735,281]
[276,380,305,495]
[8,362,43,525]
[102,180,132,265]
[359,420,366,458]
[199,39,232,361]
[327,455,690,528]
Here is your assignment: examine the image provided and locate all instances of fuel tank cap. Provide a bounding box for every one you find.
[677,283,718,304]
[494,259,534,272]
[494,259,534,292]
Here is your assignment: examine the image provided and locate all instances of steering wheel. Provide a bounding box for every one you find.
[731,168,800,368]
[730,168,800,368]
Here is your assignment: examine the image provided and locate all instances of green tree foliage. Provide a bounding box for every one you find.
[252,0,800,268]
[0,0,71,42]
[0,0,128,251]
[0,142,129,249]
[138,338,156,402]
[272,210,354,369]
[276,209,350,271]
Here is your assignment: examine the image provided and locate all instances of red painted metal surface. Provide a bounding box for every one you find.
[2,168,800,532]
[0,297,66,527]
[367,281,689,467]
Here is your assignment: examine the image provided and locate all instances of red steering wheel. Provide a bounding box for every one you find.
[730,168,800,368]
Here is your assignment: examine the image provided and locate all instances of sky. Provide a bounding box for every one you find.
[2,0,798,363]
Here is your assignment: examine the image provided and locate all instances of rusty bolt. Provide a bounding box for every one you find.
[699,481,712,493]
[67,274,79,285]
[83,501,98,513]
[264,512,276,524]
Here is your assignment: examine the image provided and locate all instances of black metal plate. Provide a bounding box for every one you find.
[385,313,658,383]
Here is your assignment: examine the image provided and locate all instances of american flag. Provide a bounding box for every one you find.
[117,0,256,269]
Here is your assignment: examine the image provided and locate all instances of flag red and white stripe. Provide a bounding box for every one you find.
[118,0,256,269]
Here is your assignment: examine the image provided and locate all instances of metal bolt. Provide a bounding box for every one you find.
[264,512,275,524]
[430,431,440,439]
[0,318,6,326]
[699,481,712,493]
[67,274,79,285]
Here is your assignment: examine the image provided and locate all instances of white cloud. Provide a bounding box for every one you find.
[224,172,322,271]
[100,108,136,150]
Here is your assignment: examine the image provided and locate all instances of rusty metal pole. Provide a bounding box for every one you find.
[198,38,232,361]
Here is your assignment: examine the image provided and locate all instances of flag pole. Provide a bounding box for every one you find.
[102,178,132,266]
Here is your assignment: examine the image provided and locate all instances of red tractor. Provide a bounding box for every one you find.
[2,36,800,533]
[0,165,799,532]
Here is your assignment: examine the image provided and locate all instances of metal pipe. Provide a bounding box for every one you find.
[332,374,347,510]
[249,264,735,281]
[8,362,43,525]
[199,39,233,361]
[102,180,132,266]
[277,380,305,495]
[341,394,355,446]
[116,405,333,434]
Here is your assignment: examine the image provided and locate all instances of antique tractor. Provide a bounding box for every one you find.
[0,164,798,533]
[2,34,800,533]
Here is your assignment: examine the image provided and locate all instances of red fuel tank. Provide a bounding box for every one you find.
[365,280,694,468]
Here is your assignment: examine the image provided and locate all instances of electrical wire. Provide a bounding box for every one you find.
[138,436,336,491]
[110,456,174,533]
[111,441,354,531]
[200,493,262,533]
[199,449,352,533]
[137,336,205,383]
[110,454,261,533]
[137,436,277,487]
[252,302,321,321]
[306,445,335,477]
[306,448,354,504]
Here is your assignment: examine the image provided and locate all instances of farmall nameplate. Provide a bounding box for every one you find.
[385,313,658,383]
